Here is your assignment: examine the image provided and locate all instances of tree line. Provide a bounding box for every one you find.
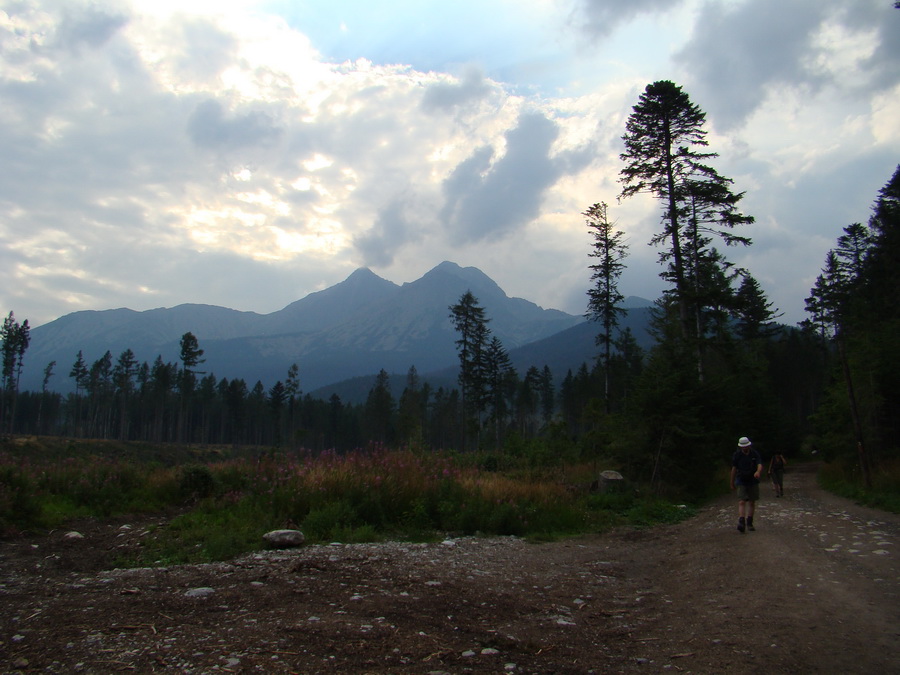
[803,164,900,487]
[2,79,894,496]
[0,332,567,455]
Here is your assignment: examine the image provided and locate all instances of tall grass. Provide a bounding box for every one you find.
[0,452,179,532]
[818,458,900,513]
[0,443,695,566]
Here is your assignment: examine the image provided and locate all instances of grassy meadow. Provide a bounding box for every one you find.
[0,436,697,567]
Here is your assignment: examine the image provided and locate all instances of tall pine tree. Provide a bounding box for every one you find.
[620,80,753,379]
[585,202,629,412]
[449,290,490,449]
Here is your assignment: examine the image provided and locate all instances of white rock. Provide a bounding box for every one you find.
[262,529,305,548]
[184,587,215,598]
[63,531,84,541]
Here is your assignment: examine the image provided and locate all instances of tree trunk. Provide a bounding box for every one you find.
[837,333,872,489]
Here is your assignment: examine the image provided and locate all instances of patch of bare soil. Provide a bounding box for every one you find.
[1,462,898,674]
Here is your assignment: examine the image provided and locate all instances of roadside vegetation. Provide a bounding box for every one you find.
[818,458,900,514]
[0,436,695,566]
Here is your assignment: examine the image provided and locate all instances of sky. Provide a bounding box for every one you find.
[2,0,898,329]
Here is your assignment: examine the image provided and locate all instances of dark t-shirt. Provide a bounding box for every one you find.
[732,448,762,485]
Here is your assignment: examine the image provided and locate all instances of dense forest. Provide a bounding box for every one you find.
[2,80,898,498]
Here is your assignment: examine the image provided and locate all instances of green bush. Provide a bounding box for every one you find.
[178,464,217,500]
[487,501,525,536]
[38,495,92,529]
[302,500,358,542]
[0,464,40,533]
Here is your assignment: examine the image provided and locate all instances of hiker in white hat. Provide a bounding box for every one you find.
[730,436,763,533]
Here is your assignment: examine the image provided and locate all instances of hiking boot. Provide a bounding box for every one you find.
[747,518,755,531]
[737,517,745,533]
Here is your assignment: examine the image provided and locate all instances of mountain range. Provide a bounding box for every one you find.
[20,261,654,399]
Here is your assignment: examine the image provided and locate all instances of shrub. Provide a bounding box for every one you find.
[178,464,217,500]
[0,462,40,533]
[302,500,358,542]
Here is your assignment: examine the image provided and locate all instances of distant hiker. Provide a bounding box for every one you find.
[768,452,787,497]
[730,436,763,533]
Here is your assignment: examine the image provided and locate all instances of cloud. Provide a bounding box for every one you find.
[421,65,492,112]
[440,111,576,245]
[676,1,827,130]
[174,18,239,83]
[55,2,129,51]
[572,0,686,38]
[354,199,418,268]
[853,2,900,90]
[2,0,898,331]
[676,0,900,130]
[187,99,283,150]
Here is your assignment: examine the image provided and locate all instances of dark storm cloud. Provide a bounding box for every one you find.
[675,1,827,129]
[421,66,492,112]
[55,4,129,51]
[573,0,685,38]
[850,2,900,91]
[187,99,283,150]
[440,111,568,244]
[675,0,899,130]
[354,200,415,268]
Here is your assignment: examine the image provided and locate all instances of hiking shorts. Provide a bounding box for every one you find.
[737,483,759,502]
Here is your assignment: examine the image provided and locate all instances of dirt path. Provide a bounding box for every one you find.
[611,461,900,673]
[1,462,898,673]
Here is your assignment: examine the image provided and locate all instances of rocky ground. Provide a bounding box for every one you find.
[1,462,898,674]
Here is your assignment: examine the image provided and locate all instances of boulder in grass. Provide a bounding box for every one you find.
[263,529,305,548]
[597,470,625,493]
